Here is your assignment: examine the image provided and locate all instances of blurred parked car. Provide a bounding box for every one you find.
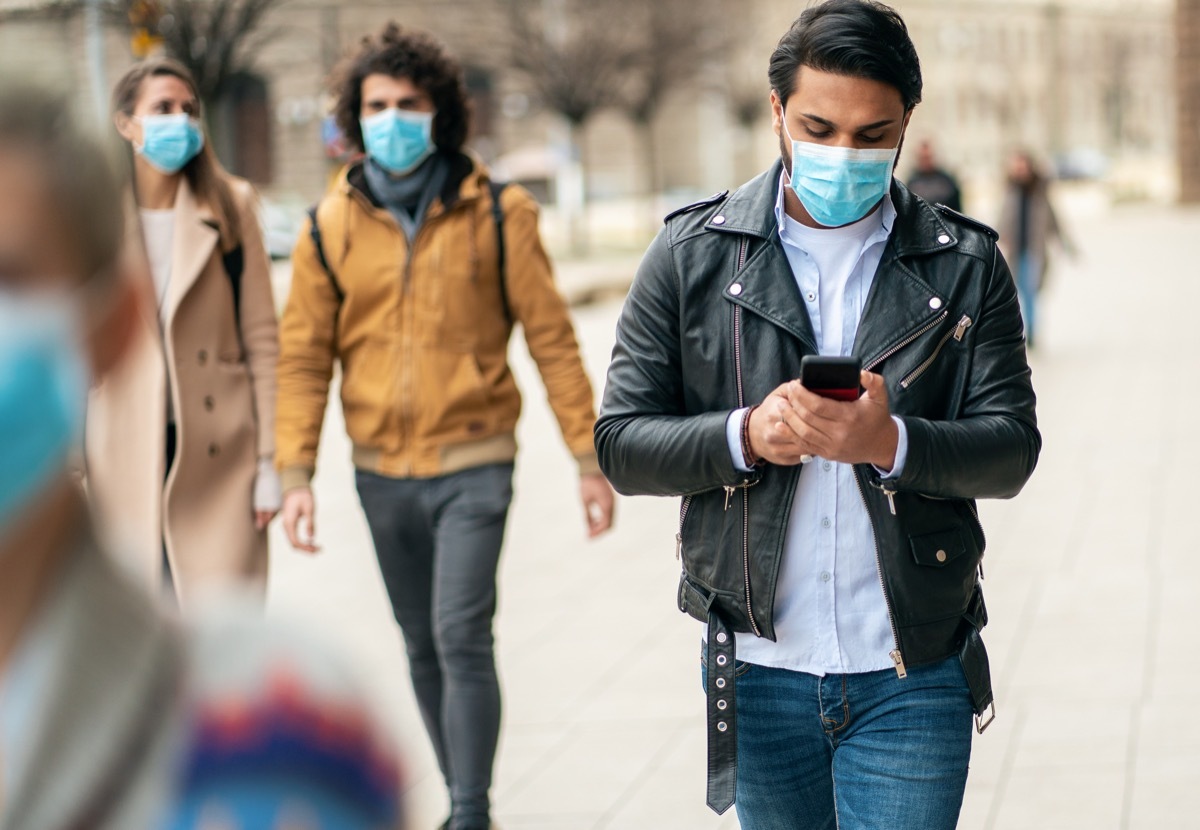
[260,199,306,260]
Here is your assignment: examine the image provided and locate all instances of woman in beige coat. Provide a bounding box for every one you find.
[86,58,279,608]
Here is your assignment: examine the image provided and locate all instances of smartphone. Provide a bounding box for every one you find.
[800,356,862,401]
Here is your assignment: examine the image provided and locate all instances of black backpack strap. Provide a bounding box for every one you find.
[221,244,246,355]
[306,205,345,303]
[221,244,244,321]
[487,179,511,323]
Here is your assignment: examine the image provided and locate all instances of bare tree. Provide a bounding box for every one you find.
[501,0,640,250]
[111,0,285,107]
[615,0,728,201]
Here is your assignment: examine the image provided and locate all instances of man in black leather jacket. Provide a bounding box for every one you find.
[594,2,1039,828]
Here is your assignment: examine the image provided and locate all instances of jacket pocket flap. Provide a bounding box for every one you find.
[910,529,966,567]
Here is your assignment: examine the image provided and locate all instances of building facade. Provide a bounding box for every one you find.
[0,0,1178,215]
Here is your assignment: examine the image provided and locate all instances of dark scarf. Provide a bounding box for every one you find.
[363,154,449,241]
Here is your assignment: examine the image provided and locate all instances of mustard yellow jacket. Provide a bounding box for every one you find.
[276,154,599,492]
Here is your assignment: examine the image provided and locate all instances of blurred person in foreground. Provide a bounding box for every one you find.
[276,24,614,830]
[85,58,280,609]
[905,139,963,213]
[997,149,1075,349]
[595,1,1040,827]
[0,75,400,829]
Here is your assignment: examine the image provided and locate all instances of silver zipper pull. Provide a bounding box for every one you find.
[883,487,897,515]
[723,485,735,511]
[676,533,683,560]
[953,315,973,341]
[890,649,908,679]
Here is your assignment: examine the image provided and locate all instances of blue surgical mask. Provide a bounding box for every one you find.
[783,117,898,227]
[361,108,436,176]
[137,113,205,174]
[0,289,88,532]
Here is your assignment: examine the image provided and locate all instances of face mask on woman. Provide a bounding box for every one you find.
[136,113,205,174]
[782,113,900,228]
[0,288,89,532]
[360,108,436,176]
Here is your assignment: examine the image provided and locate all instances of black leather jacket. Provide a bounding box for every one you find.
[596,162,1039,710]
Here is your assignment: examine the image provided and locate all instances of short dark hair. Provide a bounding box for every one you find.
[331,23,469,155]
[768,0,922,111]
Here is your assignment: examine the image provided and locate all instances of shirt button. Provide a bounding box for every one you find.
[822,461,832,471]
[821,517,831,529]
[806,292,816,302]
[821,571,831,582]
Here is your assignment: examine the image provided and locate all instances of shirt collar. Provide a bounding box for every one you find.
[774,170,896,246]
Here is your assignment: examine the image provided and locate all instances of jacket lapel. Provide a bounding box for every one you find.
[161,178,219,327]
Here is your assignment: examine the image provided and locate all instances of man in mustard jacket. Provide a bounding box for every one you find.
[275,23,614,830]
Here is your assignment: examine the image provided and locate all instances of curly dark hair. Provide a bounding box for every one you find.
[330,23,469,155]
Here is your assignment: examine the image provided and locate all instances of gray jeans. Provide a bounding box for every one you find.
[356,463,513,830]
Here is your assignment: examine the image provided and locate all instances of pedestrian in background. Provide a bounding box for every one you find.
[905,139,963,213]
[997,149,1074,348]
[596,1,1039,827]
[0,72,399,830]
[86,58,280,607]
[275,23,615,830]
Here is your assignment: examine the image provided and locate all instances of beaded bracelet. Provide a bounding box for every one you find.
[740,404,764,469]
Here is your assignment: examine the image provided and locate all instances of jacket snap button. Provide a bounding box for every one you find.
[716,678,726,689]
[730,283,743,297]
[936,549,948,563]
[717,700,728,711]
[712,215,726,225]
[716,632,728,643]
[938,234,951,244]
[208,443,220,458]
[929,297,943,310]
[716,654,727,666]
[717,721,728,732]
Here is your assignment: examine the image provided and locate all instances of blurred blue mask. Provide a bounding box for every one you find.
[137,113,205,174]
[0,289,88,532]
[361,108,435,176]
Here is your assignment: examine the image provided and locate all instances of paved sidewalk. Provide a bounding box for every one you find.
[266,201,1200,829]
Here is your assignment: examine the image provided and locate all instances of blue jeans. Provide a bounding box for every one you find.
[356,463,514,830]
[1015,252,1043,346]
[704,655,973,830]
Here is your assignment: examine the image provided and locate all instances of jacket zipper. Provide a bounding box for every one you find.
[863,309,950,515]
[967,499,987,579]
[900,315,973,389]
[676,494,693,560]
[732,237,762,637]
[854,467,907,678]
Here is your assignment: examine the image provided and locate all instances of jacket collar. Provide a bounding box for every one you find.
[719,162,959,362]
[344,150,487,217]
[161,176,219,326]
[708,158,959,257]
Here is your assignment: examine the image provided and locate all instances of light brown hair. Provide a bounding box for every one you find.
[112,57,240,249]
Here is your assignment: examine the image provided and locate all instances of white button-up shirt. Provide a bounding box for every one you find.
[722,177,907,675]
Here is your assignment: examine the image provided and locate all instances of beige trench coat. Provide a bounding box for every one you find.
[86,176,278,607]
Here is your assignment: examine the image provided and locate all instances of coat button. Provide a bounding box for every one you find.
[716,631,728,643]
[717,699,728,711]
[936,549,948,563]
[204,396,215,412]
[938,234,951,244]
[197,350,208,366]
[712,215,726,225]
[715,678,726,689]
[208,443,220,458]
[929,297,943,310]
[717,721,728,732]
[730,283,743,296]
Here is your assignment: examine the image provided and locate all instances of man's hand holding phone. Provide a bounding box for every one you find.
[747,357,899,471]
